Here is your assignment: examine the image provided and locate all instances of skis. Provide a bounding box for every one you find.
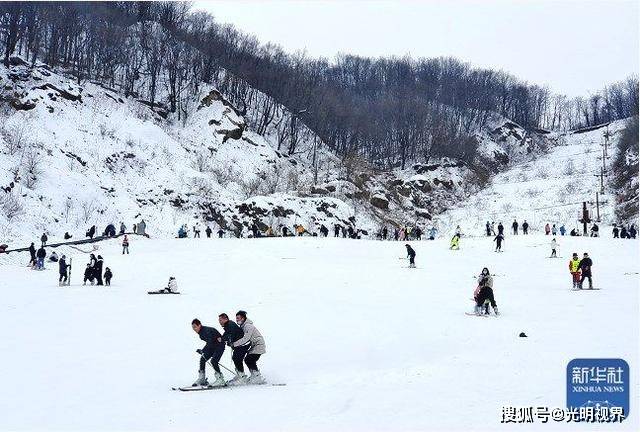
[571,288,601,291]
[148,290,181,295]
[465,312,497,318]
[172,382,286,391]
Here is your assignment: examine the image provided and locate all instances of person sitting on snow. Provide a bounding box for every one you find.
[163,276,178,293]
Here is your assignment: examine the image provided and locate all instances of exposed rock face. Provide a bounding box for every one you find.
[370,194,389,210]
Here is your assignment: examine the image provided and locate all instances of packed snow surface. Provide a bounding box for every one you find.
[0,234,637,431]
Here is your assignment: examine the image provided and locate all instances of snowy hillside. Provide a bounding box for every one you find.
[0,59,557,246]
[435,120,629,236]
[0,235,637,430]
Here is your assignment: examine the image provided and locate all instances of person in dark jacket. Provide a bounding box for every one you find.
[512,219,518,235]
[494,233,505,252]
[522,220,529,235]
[620,226,628,238]
[474,267,498,315]
[94,255,104,285]
[334,225,340,237]
[630,225,637,239]
[205,226,212,238]
[405,244,416,268]
[192,318,226,386]
[36,246,46,270]
[218,313,248,377]
[217,228,224,238]
[485,221,491,236]
[83,264,95,285]
[58,255,70,285]
[64,232,72,240]
[41,233,48,247]
[86,225,96,239]
[104,267,113,286]
[497,222,504,235]
[415,227,422,240]
[578,253,593,289]
[613,225,619,238]
[28,242,36,267]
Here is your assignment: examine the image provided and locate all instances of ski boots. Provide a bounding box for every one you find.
[193,370,208,386]
[210,371,226,387]
[248,370,266,385]
[227,370,248,386]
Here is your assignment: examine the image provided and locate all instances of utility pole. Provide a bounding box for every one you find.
[595,192,601,222]
[579,201,591,236]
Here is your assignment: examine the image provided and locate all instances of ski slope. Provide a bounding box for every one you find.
[436,121,627,235]
[0,235,637,431]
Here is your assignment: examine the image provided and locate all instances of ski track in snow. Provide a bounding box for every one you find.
[0,234,637,431]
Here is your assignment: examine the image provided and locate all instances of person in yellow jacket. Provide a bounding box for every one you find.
[450,233,460,250]
[568,252,581,289]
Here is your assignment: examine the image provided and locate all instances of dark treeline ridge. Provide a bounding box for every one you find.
[1,1,638,168]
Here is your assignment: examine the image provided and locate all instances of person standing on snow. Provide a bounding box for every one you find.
[58,255,70,285]
[569,253,582,289]
[231,311,266,385]
[612,225,619,238]
[497,222,504,235]
[579,253,593,289]
[485,221,491,236]
[550,238,559,258]
[28,242,36,267]
[522,220,529,235]
[83,264,95,285]
[405,244,416,268]
[493,233,505,252]
[205,226,212,238]
[545,223,551,235]
[219,313,248,384]
[450,234,460,250]
[474,268,498,316]
[41,233,48,247]
[552,224,558,236]
[36,246,46,270]
[122,235,130,254]
[104,267,113,286]
[560,224,566,236]
[119,222,126,235]
[512,219,519,235]
[95,255,104,285]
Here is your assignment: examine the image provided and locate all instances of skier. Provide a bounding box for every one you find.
[590,224,599,237]
[36,246,46,270]
[217,228,224,238]
[415,227,422,241]
[569,253,582,289]
[205,226,212,238]
[486,221,491,236]
[334,224,340,237]
[191,318,226,387]
[194,224,202,238]
[512,219,518,235]
[450,234,460,250]
[497,222,504,235]
[95,255,104,285]
[474,267,498,316]
[104,267,113,286]
[41,233,48,247]
[83,264,95,285]
[620,226,628,239]
[579,253,593,289]
[552,224,557,236]
[613,225,619,238]
[218,313,248,385]
[522,220,529,235]
[28,242,36,267]
[490,222,496,235]
[119,222,126,235]
[231,311,266,384]
[405,244,416,268]
[550,238,558,258]
[122,235,129,254]
[455,225,461,236]
[382,226,388,240]
[545,223,551,235]
[560,224,566,236]
[58,255,70,285]
[493,233,505,252]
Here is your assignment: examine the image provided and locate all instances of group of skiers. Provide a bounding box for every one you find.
[612,224,637,239]
[191,311,266,387]
[83,253,112,286]
[378,225,438,241]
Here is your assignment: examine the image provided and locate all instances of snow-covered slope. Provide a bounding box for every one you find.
[0,235,637,431]
[434,120,629,236]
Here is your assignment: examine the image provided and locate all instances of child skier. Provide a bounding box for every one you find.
[450,234,460,250]
[405,244,416,268]
[104,267,113,286]
[493,233,505,252]
[569,253,582,289]
[474,267,498,316]
[550,238,558,258]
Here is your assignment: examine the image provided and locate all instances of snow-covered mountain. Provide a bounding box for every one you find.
[0,57,579,247]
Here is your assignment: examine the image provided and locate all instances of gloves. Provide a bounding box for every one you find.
[196,349,203,355]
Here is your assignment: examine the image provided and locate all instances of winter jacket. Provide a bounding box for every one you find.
[497,224,504,234]
[569,258,581,273]
[198,325,224,357]
[579,257,593,276]
[551,240,558,249]
[478,274,494,289]
[36,247,46,259]
[450,236,460,247]
[233,319,266,355]
[493,234,504,244]
[58,258,68,274]
[104,269,113,281]
[94,258,104,274]
[222,320,244,346]
[29,244,36,258]
[167,279,178,292]
[122,236,129,246]
[84,266,94,280]
[406,246,416,258]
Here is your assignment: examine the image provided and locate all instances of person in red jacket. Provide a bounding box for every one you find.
[122,235,129,255]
